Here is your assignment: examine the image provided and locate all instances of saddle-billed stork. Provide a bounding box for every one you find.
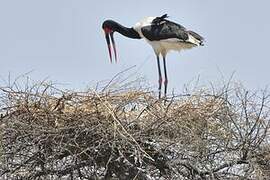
[102,14,204,98]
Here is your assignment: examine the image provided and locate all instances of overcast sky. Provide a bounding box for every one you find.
[0,0,270,93]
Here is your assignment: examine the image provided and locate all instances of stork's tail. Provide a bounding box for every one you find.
[187,30,205,46]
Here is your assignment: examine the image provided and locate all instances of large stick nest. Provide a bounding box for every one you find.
[0,79,269,179]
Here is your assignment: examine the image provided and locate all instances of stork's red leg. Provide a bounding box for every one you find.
[163,56,168,98]
[156,55,162,99]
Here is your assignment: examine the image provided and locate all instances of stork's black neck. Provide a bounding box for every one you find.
[102,20,141,39]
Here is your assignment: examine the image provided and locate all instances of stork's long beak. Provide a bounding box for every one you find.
[105,32,118,63]
[110,32,118,62]
[105,33,112,63]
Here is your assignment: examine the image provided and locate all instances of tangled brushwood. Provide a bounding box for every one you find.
[0,80,270,179]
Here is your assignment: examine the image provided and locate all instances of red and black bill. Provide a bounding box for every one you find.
[104,28,117,63]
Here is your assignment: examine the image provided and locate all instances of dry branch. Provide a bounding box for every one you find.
[0,79,269,179]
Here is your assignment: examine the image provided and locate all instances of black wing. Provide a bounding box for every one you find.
[141,19,189,41]
[152,14,169,25]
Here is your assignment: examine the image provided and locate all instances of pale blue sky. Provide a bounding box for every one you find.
[1,0,270,92]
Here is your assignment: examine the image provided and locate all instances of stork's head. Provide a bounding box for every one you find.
[102,20,118,63]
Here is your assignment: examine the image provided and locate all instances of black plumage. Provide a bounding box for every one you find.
[141,14,203,45]
[152,14,169,25]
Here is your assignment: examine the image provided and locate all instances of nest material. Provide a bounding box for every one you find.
[0,81,269,179]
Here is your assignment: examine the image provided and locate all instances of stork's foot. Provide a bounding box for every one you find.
[157,92,169,103]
